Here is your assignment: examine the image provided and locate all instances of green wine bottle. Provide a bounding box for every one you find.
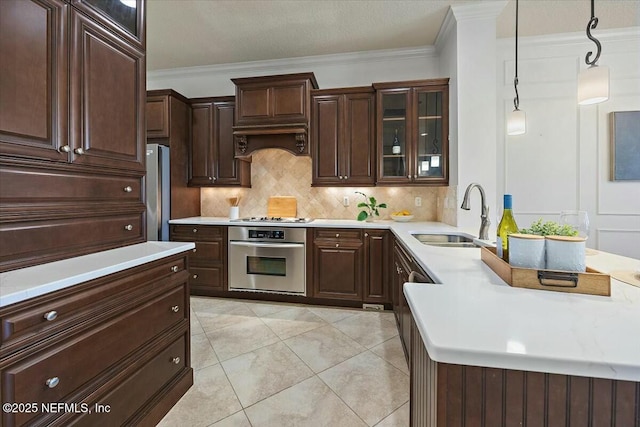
[496,194,518,262]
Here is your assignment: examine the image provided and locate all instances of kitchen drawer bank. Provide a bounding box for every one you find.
[169,218,395,307]
[0,242,194,427]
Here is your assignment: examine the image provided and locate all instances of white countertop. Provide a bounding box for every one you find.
[391,222,640,382]
[0,241,195,308]
[169,216,400,229]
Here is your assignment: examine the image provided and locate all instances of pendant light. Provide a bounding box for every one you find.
[577,0,609,105]
[507,0,526,136]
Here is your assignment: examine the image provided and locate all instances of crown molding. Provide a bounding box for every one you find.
[148,46,437,81]
[435,1,508,52]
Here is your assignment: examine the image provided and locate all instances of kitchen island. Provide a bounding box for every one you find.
[0,242,195,426]
[171,217,640,425]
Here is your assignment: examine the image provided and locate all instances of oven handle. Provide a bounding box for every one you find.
[229,241,305,249]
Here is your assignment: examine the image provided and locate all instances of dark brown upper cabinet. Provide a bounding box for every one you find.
[231,73,319,157]
[0,0,147,272]
[72,0,145,49]
[0,0,145,172]
[311,87,375,186]
[146,89,200,219]
[189,97,250,187]
[373,79,449,186]
[0,0,70,163]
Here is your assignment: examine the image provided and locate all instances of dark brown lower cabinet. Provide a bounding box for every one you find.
[312,229,364,300]
[363,229,390,303]
[170,224,227,295]
[0,252,193,427]
[409,317,640,427]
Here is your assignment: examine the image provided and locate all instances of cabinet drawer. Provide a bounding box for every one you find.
[315,228,362,241]
[1,285,186,426]
[0,255,187,350]
[170,224,225,241]
[70,334,187,427]
[0,212,145,272]
[0,165,143,202]
[190,266,224,289]
[191,241,223,263]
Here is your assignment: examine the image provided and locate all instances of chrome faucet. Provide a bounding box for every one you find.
[460,183,490,240]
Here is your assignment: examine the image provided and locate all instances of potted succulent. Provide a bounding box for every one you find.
[512,219,585,272]
[355,191,387,221]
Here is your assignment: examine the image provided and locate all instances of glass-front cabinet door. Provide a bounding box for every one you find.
[74,0,145,47]
[415,89,445,180]
[375,79,449,186]
[378,89,411,183]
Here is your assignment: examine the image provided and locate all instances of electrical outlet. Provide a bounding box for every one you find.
[415,197,422,207]
[343,196,349,207]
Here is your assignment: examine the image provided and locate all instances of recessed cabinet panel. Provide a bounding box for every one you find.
[146,95,169,139]
[0,0,69,162]
[273,85,305,118]
[70,10,145,172]
[313,97,341,183]
[238,88,270,119]
[189,103,214,185]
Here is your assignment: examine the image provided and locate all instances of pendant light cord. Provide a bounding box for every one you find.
[513,0,520,111]
[585,0,602,66]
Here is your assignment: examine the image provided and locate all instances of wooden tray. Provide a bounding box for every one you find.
[480,246,611,296]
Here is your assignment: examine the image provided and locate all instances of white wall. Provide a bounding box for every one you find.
[147,47,442,97]
[497,28,640,258]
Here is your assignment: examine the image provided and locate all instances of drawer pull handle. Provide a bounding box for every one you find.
[46,377,60,388]
[171,305,180,313]
[59,145,70,153]
[123,186,133,193]
[124,224,133,231]
[43,311,58,321]
[171,357,181,365]
[74,147,85,155]
[192,274,198,279]
[171,265,179,273]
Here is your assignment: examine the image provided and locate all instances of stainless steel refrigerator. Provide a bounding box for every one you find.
[146,144,170,241]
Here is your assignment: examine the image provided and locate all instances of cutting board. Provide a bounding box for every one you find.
[267,196,297,218]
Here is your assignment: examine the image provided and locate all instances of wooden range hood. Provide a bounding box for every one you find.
[232,72,318,157]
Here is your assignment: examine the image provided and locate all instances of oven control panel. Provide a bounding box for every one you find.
[249,229,285,240]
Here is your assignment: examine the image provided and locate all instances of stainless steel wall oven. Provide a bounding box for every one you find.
[228,227,306,295]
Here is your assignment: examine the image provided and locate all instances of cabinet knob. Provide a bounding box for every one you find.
[58,145,70,153]
[407,175,411,179]
[364,233,369,237]
[335,243,339,247]
[171,357,181,365]
[171,265,179,273]
[339,176,343,180]
[414,174,417,179]
[212,177,217,181]
[43,311,58,321]
[123,186,133,193]
[192,274,198,279]
[124,224,133,231]
[74,147,85,155]
[192,248,197,253]
[171,305,180,313]
[193,228,198,233]
[46,377,60,388]
[335,233,339,237]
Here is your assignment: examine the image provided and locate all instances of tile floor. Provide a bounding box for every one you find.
[158,297,410,427]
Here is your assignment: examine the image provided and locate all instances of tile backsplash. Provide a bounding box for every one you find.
[201,149,450,222]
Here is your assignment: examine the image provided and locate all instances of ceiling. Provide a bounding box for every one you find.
[146,0,639,71]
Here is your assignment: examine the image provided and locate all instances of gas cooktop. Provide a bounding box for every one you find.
[230,217,314,224]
